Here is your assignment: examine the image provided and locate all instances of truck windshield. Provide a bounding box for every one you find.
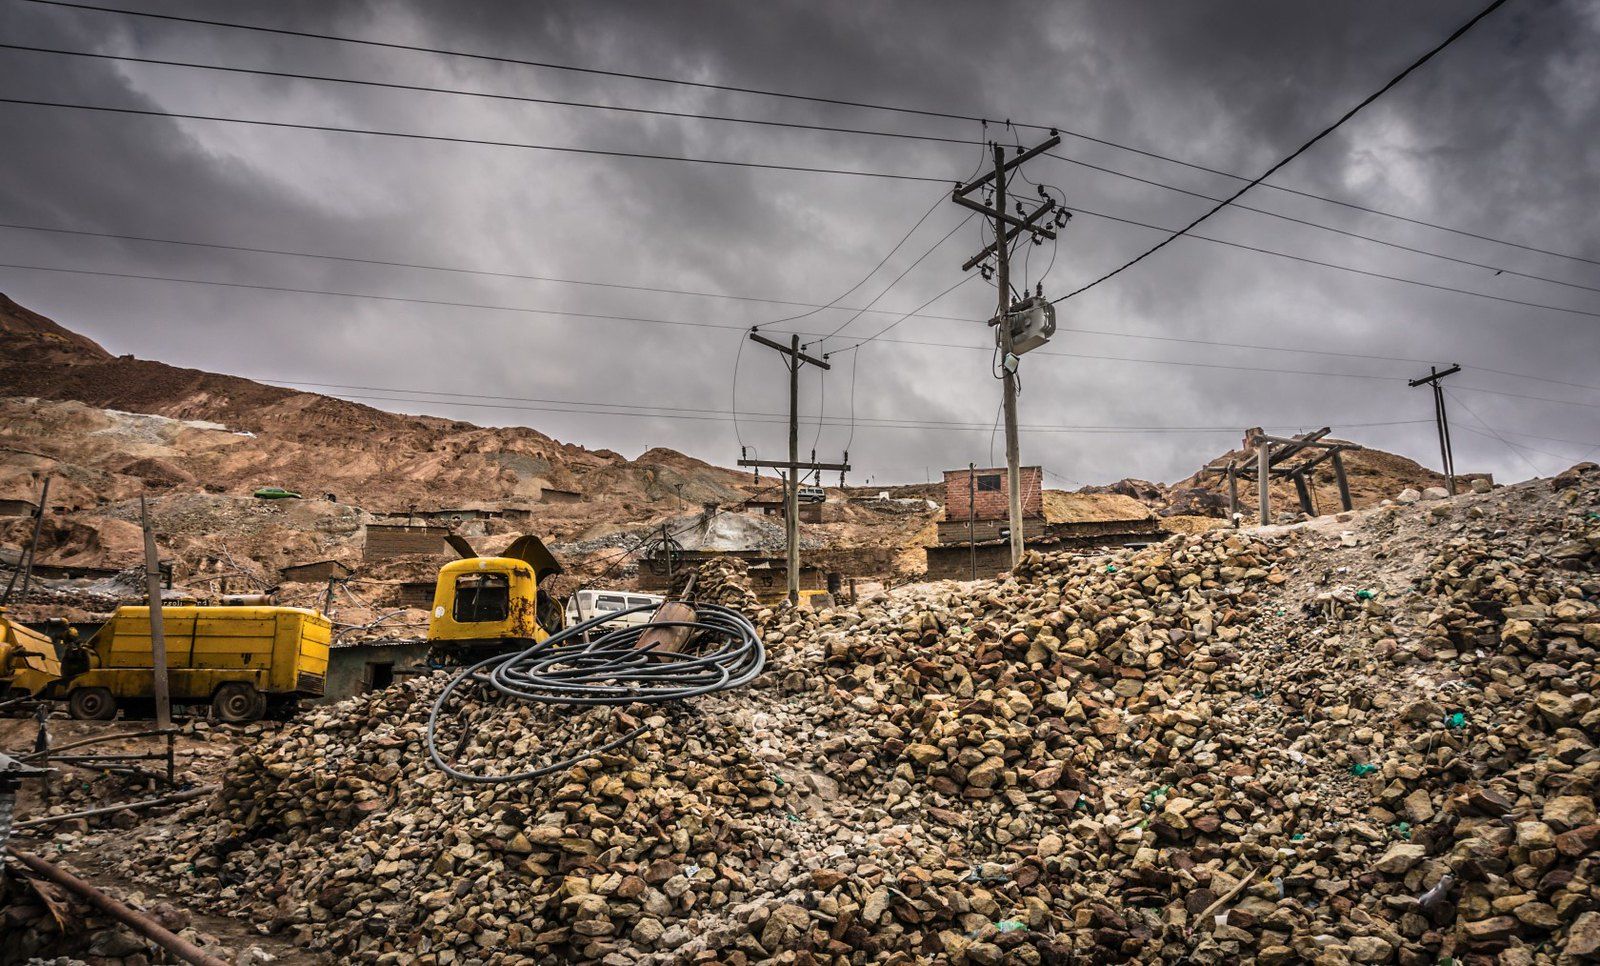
[454,573,510,622]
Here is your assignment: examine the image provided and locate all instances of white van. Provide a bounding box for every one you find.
[564,589,666,638]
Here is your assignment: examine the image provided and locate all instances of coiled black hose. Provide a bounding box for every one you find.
[426,601,763,783]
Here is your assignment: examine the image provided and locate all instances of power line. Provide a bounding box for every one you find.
[256,375,1433,434]
[1066,203,1600,321]
[0,97,953,183]
[0,259,1519,385]
[25,0,1596,270]
[1451,384,1600,411]
[0,42,981,148]
[1054,0,1512,303]
[16,42,1586,299]
[0,219,980,322]
[9,217,1587,387]
[311,390,1437,437]
[1445,389,1551,476]
[11,217,1599,386]
[1044,152,1600,297]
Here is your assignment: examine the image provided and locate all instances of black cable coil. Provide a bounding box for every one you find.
[426,601,764,783]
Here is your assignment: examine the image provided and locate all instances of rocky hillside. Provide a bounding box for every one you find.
[0,293,750,513]
[46,461,1596,964]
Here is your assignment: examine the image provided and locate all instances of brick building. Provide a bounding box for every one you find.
[942,466,1044,521]
[926,469,1160,580]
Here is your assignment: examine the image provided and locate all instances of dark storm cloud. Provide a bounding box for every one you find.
[0,0,1594,486]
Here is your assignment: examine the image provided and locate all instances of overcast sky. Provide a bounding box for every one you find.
[1,0,1596,487]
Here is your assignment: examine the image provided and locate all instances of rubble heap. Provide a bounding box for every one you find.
[108,467,1599,964]
[671,556,762,615]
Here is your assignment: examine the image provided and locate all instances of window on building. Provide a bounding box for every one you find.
[977,474,1002,492]
[453,572,510,622]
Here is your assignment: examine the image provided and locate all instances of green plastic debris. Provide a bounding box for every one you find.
[1355,589,1376,600]
[1393,821,1412,839]
[1290,833,1306,842]
[253,486,302,500]
[1349,763,1380,777]
[995,920,1027,933]
[1444,712,1466,729]
[1106,564,1117,573]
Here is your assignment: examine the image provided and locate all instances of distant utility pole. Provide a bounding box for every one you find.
[738,332,849,604]
[952,134,1062,567]
[1409,364,1462,495]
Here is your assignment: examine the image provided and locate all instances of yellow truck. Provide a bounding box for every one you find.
[0,609,63,703]
[427,534,564,657]
[61,605,330,722]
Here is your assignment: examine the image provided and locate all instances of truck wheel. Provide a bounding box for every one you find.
[213,683,264,723]
[68,687,118,721]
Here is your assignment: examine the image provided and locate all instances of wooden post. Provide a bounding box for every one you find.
[1256,439,1271,526]
[1292,472,1314,516]
[994,143,1025,569]
[1226,462,1239,523]
[139,496,172,730]
[967,462,977,581]
[1331,449,1353,511]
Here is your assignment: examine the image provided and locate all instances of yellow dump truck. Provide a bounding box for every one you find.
[427,534,564,657]
[62,605,330,722]
[0,609,63,702]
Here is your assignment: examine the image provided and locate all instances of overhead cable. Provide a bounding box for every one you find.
[23,0,1592,269]
[1053,0,1512,304]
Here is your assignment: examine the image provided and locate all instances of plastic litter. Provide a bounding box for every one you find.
[1349,763,1380,776]
[1355,589,1376,600]
[1444,712,1466,729]
[995,920,1027,933]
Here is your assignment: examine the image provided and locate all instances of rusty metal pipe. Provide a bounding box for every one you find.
[14,784,215,829]
[4,847,231,966]
[13,728,180,763]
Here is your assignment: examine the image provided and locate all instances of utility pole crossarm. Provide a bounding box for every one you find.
[961,199,1059,272]
[738,459,851,472]
[953,134,1062,197]
[1408,363,1462,388]
[951,194,1058,238]
[748,332,830,369]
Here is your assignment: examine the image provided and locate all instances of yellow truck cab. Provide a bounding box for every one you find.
[0,609,63,701]
[63,605,330,722]
[427,535,564,656]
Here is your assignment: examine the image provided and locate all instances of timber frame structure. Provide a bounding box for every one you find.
[1206,428,1363,526]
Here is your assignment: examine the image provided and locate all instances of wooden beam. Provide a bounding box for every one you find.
[1331,449,1353,511]
[1257,440,1271,526]
[1226,462,1239,523]
[1292,472,1315,515]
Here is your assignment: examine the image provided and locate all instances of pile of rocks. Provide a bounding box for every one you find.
[100,467,1598,963]
[671,556,763,615]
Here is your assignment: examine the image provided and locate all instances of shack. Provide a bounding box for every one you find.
[279,559,353,584]
[0,498,38,518]
[319,639,433,703]
[925,473,1160,580]
[364,523,449,560]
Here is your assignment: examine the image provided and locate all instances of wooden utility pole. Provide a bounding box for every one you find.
[967,462,977,581]
[952,134,1061,567]
[738,332,847,605]
[1409,364,1461,495]
[138,497,172,730]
